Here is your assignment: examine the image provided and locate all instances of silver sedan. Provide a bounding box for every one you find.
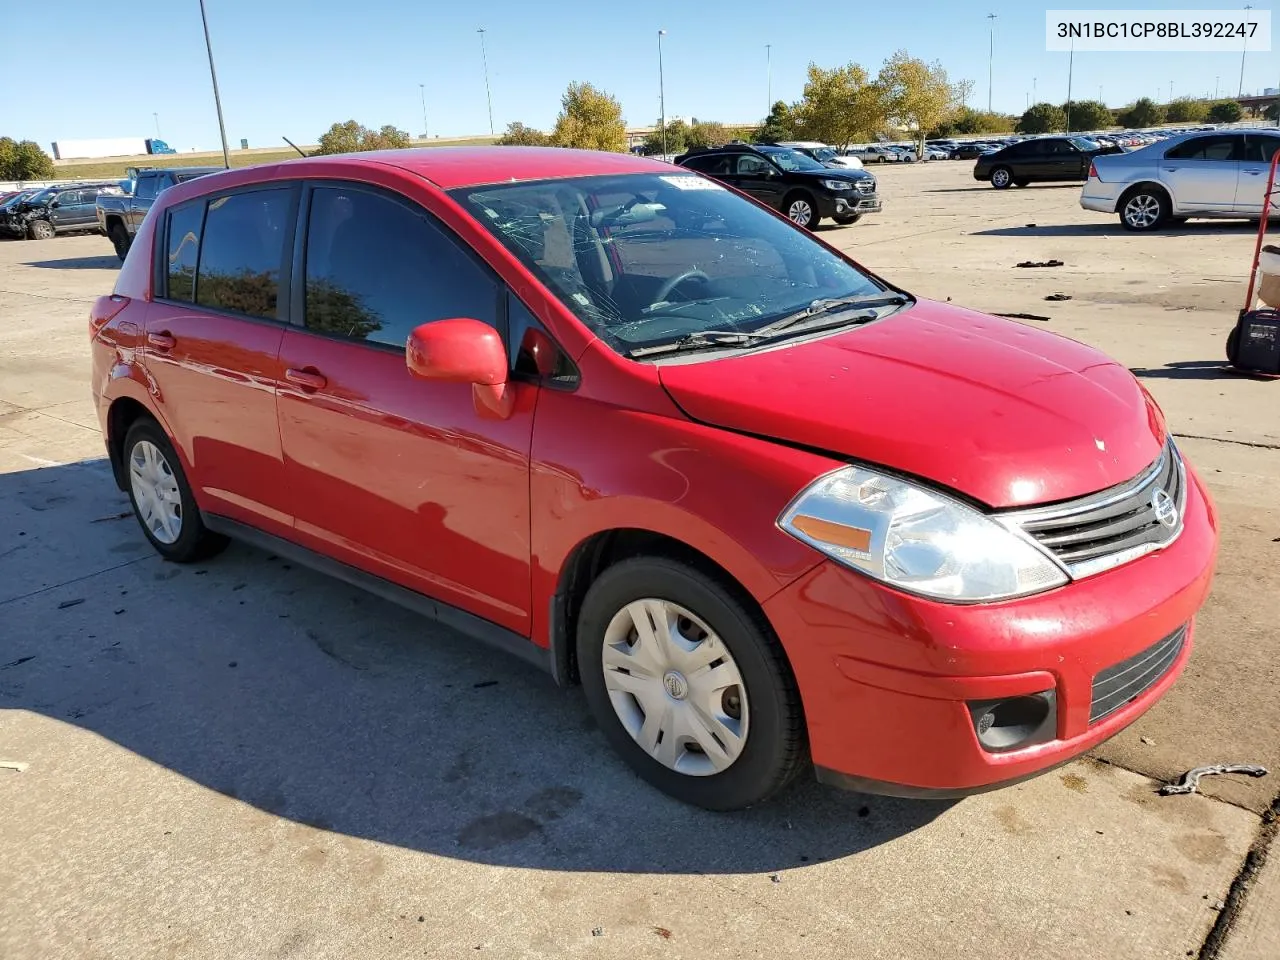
[1081,129,1280,231]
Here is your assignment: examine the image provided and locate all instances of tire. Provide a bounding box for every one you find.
[1119,186,1170,232]
[109,223,131,262]
[122,418,228,563]
[1226,324,1239,362]
[1013,178,1030,188]
[576,557,806,810]
[27,219,55,240]
[782,192,819,229]
[990,166,1013,189]
[833,213,862,225]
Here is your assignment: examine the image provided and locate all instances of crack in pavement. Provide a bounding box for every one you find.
[1173,432,1280,452]
[0,554,153,607]
[1198,791,1280,960]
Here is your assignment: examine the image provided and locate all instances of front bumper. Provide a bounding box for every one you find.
[818,191,881,219]
[763,461,1218,796]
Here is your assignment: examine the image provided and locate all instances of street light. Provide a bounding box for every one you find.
[658,29,667,158]
[1239,4,1253,97]
[419,84,428,140]
[986,13,997,113]
[153,112,161,138]
[197,0,230,168]
[766,43,772,117]
[477,27,494,136]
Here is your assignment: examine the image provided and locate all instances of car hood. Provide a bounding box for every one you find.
[795,167,873,183]
[656,300,1165,508]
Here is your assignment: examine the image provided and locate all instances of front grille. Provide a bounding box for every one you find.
[1090,624,1186,723]
[1002,440,1186,578]
[855,179,875,194]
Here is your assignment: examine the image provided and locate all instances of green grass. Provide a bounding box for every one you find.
[53,137,498,181]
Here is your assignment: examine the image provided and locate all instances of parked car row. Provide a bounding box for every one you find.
[0,182,125,240]
[97,166,222,260]
[673,143,881,229]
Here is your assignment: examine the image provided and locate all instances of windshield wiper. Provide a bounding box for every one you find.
[626,330,768,358]
[755,293,909,337]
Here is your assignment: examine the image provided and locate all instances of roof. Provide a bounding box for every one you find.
[335,146,669,189]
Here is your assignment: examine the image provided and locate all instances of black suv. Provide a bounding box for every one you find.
[673,144,881,228]
[973,136,1123,188]
[0,182,125,240]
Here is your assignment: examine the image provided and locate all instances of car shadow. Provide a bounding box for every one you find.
[0,459,952,875]
[23,255,120,270]
[1130,360,1273,381]
[927,184,1085,194]
[974,221,1261,238]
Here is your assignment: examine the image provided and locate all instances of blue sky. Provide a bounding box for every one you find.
[4,1,1276,152]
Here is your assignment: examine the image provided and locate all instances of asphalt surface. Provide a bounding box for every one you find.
[1,160,1277,959]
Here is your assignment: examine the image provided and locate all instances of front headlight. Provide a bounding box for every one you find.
[779,467,1068,602]
[820,179,852,191]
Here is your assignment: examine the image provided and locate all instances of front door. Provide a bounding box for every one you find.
[729,153,784,206]
[48,190,80,231]
[276,182,536,636]
[142,186,297,536]
[1159,134,1241,210]
[1235,133,1280,214]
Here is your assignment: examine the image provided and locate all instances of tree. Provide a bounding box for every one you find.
[755,101,797,143]
[0,137,55,180]
[686,119,729,150]
[1117,98,1164,128]
[1266,103,1280,122]
[497,122,553,146]
[1166,97,1209,123]
[790,63,885,150]
[877,52,964,155]
[1207,100,1243,123]
[1063,100,1112,131]
[641,119,687,155]
[551,82,626,152]
[314,120,412,155]
[938,108,1015,136]
[1017,102,1067,134]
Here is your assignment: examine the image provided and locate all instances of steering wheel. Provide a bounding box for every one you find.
[653,269,711,306]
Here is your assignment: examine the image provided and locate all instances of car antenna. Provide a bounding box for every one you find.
[282,136,308,158]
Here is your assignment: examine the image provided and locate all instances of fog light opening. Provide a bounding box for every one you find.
[968,691,1056,753]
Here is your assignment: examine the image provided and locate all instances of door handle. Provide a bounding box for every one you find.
[147,331,175,350]
[1244,170,1264,176]
[285,367,328,391]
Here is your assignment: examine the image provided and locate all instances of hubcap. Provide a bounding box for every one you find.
[601,598,749,776]
[788,199,813,225]
[992,169,1009,187]
[129,440,183,545]
[1125,194,1160,228]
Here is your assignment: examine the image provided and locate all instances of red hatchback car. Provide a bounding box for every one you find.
[91,148,1218,810]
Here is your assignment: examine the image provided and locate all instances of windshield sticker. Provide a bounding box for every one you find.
[659,175,725,191]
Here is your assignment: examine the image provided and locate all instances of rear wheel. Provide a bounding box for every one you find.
[782,192,819,229]
[123,418,227,563]
[1119,187,1169,232]
[990,166,1013,189]
[27,219,54,240]
[109,223,131,262]
[576,557,806,810]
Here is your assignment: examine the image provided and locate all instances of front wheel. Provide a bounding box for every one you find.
[576,557,806,810]
[833,213,862,225]
[990,166,1013,189]
[27,219,55,240]
[782,193,819,230]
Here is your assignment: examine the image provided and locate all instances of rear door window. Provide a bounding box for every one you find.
[1242,135,1280,164]
[194,189,294,320]
[1164,135,1241,161]
[302,185,500,348]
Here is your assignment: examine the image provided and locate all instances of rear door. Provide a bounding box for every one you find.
[143,185,298,536]
[1158,134,1241,210]
[1235,133,1280,213]
[728,153,784,206]
[130,174,161,231]
[70,187,101,228]
[275,181,537,636]
[1003,142,1041,179]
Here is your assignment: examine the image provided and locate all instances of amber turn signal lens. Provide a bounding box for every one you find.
[790,515,872,552]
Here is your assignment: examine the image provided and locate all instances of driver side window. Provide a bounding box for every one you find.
[736,155,772,175]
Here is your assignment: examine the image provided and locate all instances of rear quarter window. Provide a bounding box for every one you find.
[164,201,204,302]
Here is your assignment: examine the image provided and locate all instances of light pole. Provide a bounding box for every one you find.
[477,27,494,136]
[658,29,667,158]
[1098,85,1103,104]
[1033,76,1037,104]
[419,84,428,139]
[153,112,161,138]
[766,43,772,117]
[1215,76,1220,99]
[1064,37,1074,132]
[1169,80,1174,103]
[986,13,997,113]
[1239,5,1252,97]
[197,0,230,168]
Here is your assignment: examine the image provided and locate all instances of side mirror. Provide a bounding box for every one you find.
[406,317,513,418]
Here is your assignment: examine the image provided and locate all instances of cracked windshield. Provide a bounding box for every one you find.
[454,173,884,353]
